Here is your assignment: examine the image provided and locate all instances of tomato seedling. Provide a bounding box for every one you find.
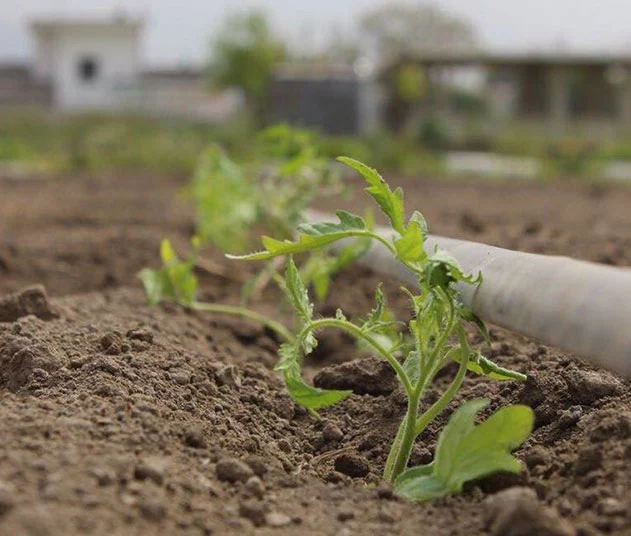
[231,157,533,497]
[189,126,367,302]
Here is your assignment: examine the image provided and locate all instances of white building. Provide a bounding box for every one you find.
[30,15,142,111]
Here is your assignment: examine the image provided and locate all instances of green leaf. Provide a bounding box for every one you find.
[277,342,351,411]
[465,352,527,382]
[160,238,178,266]
[138,268,167,306]
[424,249,481,289]
[409,210,429,235]
[191,145,257,253]
[394,219,427,265]
[283,257,313,325]
[282,257,317,354]
[402,350,421,385]
[139,239,198,307]
[337,157,405,235]
[298,210,365,236]
[229,225,368,261]
[394,400,533,502]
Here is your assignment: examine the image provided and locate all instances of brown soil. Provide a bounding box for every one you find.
[1,172,631,536]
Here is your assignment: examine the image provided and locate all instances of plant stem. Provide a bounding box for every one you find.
[385,391,421,482]
[303,318,413,394]
[386,328,471,482]
[190,301,294,343]
[383,416,408,482]
[414,329,470,436]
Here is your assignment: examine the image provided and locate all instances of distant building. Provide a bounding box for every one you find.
[30,15,142,111]
[0,14,240,122]
[380,51,631,133]
[267,63,382,136]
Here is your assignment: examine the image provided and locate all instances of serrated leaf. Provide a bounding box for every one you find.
[298,210,365,236]
[409,210,429,235]
[228,231,360,261]
[425,249,481,289]
[394,400,533,501]
[284,369,352,410]
[366,284,387,326]
[402,350,421,385]
[277,343,351,411]
[283,257,313,326]
[394,219,427,265]
[337,157,405,235]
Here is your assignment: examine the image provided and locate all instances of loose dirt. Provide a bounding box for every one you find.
[1,171,630,536]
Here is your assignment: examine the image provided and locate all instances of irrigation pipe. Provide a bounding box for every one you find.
[307,210,631,377]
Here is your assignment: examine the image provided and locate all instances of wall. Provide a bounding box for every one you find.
[40,25,140,110]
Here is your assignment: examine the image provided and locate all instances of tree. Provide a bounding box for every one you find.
[209,10,286,123]
[360,2,479,61]
[360,2,480,134]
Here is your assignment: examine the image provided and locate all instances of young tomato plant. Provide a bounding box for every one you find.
[188,126,368,302]
[138,237,294,344]
[231,157,533,499]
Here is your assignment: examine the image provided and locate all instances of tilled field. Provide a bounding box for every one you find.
[1,172,630,536]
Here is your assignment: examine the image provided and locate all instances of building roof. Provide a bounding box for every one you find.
[30,13,144,35]
[380,50,631,77]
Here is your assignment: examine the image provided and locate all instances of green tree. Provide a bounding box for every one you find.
[360,2,479,61]
[361,2,479,135]
[209,10,286,123]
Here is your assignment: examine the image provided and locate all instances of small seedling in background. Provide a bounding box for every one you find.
[138,237,294,343]
[231,157,533,499]
[188,125,368,302]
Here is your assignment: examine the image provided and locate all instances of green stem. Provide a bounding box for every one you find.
[387,328,470,483]
[190,301,295,343]
[386,391,421,482]
[303,318,413,395]
[383,416,408,482]
[414,329,470,436]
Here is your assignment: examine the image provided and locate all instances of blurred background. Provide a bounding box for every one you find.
[3,0,631,179]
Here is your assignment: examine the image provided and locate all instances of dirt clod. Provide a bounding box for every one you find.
[183,426,207,449]
[239,499,267,526]
[216,457,254,483]
[265,511,292,527]
[0,285,56,322]
[597,497,626,516]
[244,476,265,499]
[484,487,575,536]
[334,452,370,478]
[0,480,16,517]
[313,357,397,396]
[322,422,344,442]
[216,365,241,388]
[134,456,170,486]
[566,369,623,404]
[574,447,603,476]
[244,455,268,477]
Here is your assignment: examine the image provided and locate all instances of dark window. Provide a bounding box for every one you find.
[78,57,98,82]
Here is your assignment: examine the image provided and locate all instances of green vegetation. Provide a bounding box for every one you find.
[189,125,369,302]
[208,10,286,124]
[0,111,443,177]
[231,157,532,491]
[140,151,533,501]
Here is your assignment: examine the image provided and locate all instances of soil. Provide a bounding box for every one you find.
[1,171,631,536]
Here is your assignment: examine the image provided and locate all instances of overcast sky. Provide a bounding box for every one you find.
[2,0,631,66]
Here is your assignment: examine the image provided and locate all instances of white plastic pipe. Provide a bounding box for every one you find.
[308,210,631,377]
